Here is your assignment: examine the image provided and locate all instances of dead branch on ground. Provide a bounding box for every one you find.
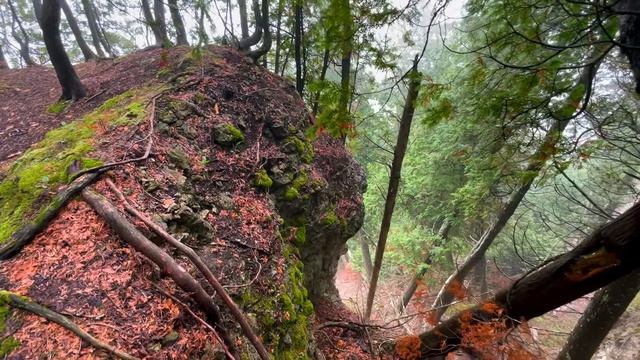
[0,290,138,360]
[105,178,270,360]
[80,188,240,359]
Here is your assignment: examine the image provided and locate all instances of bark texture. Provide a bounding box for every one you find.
[40,0,87,99]
[557,270,640,360]
[167,0,188,45]
[365,59,420,320]
[58,0,96,61]
[413,201,640,358]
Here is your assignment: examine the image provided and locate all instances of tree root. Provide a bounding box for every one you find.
[105,178,270,360]
[151,283,237,360]
[80,188,240,359]
[0,290,138,360]
[0,166,106,260]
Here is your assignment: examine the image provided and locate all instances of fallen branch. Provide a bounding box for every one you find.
[0,166,106,260]
[151,283,236,360]
[0,290,138,360]
[105,179,269,360]
[69,95,159,182]
[80,188,240,359]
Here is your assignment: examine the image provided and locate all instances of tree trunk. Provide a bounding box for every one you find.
[398,220,452,313]
[412,202,640,359]
[153,0,171,46]
[58,0,96,61]
[238,0,249,40]
[557,270,640,360]
[92,1,114,56]
[312,47,330,116]
[294,1,303,95]
[359,235,373,281]
[273,0,284,74]
[81,0,105,57]
[238,0,262,51]
[40,0,86,100]
[167,0,188,45]
[141,0,162,46]
[10,0,37,66]
[429,54,604,322]
[0,43,8,69]
[244,0,271,61]
[364,58,421,321]
[472,254,488,299]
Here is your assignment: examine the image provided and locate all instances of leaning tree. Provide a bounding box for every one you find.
[37,0,86,100]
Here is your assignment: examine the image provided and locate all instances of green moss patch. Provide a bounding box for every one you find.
[0,88,155,245]
[254,168,273,189]
[239,245,313,359]
[283,187,300,201]
[285,136,314,164]
[46,100,69,114]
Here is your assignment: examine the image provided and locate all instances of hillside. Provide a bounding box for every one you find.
[0,46,370,359]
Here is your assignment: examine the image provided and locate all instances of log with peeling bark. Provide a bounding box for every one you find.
[80,188,240,359]
[410,201,640,359]
[0,290,138,360]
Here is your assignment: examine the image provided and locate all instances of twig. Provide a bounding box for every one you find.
[0,290,138,360]
[151,283,236,360]
[68,94,160,182]
[80,188,240,359]
[222,254,263,289]
[103,181,270,360]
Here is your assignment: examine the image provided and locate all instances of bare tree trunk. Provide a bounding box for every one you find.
[412,202,640,359]
[153,0,171,46]
[141,0,164,46]
[430,54,604,322]
[0,44,8,69]
[10,0,37,66]
[81,0,105,57]
[167,0,188,45]
[238,0,262,51]
[40,0,86,100]
[243,0,271,61]
[92,1,114,56]
[294,1,303,94]
[359,235,373,281]
[557,270,640,360]
[273,0,284,74]
[398,220,452,313]
[472,254,488,299]
[238,0,249,40]
[364,58,420,321]
[312,47,330,116]
[58,0,96,61]
[196,0,208,45]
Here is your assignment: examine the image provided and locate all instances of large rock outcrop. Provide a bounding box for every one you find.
[0,46,365,359]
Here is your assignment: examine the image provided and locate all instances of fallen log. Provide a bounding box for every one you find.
[0,167,106,260]
[80,188,240,359]
[408,201,640,359]
[0,290,138,360]
[105,179,270,360]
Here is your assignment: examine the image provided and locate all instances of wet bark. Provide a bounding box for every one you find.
[81,0,105,57]
[167,0,188,45]
[238,0,249,40]
[294,1,304,94]
[414,202,640,358]
[557,270,640,360]
[237,0,262,51]
[40,0,87,99]
[58,0,96,61]
[365,59,420,320]
[0,44,8,69]
[359,235,373,281]
[10,0,37,66]
[141,0,167,47]
[244,0,271,61]
[153,0,171,46]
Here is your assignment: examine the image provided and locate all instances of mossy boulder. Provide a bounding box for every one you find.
[212,122,244,146]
